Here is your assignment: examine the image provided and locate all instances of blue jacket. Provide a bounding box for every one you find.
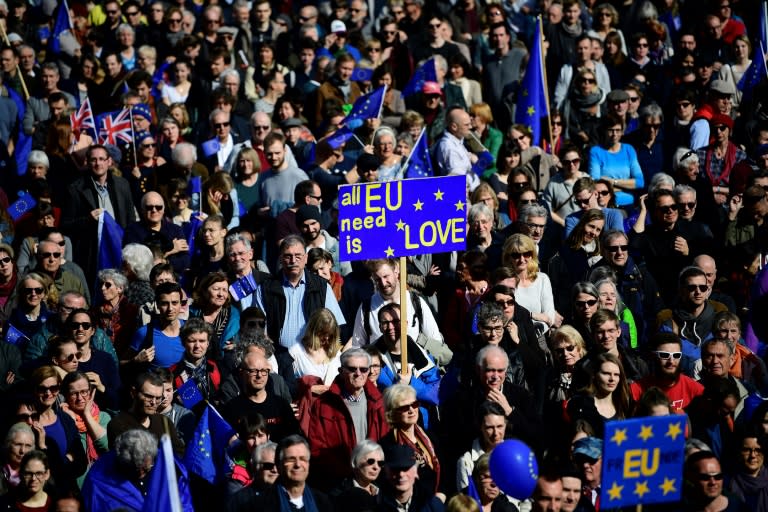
[188,305,240,355]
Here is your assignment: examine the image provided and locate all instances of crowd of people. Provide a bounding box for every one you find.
[0,0,768,510]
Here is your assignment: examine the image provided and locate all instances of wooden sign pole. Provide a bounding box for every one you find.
[399,256,408,376]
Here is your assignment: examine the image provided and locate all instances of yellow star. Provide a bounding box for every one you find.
[659,478,676,496]
[396,219,406,231]
[607,481,623,501]
[634,481,650,499]
[527,105,535,116]
[434,189,444,200]
[522,89,529,97]
[638,425,654,441]
[666,422,683,441]
[385,246,395,257]
[610,428,628,447]
[413,199,424,211]
[454,200,465,211]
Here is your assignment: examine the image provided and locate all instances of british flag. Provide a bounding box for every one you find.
[69,97,95,138]
[97,108,133,145]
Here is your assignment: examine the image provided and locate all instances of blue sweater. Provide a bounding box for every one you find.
[589,144,644,206]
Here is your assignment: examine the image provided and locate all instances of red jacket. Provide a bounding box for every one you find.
[307,376,389,487]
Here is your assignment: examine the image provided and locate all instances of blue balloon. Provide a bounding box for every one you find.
[489,439,538,500]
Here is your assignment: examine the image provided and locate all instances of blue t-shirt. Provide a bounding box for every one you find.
[589,144,644,206]
[130,322,185,369]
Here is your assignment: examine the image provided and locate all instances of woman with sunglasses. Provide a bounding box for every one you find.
[329,440,385,510]
[546,325,587,404]
[502,234,557,330]
[9,273,54,341]
[380,383,441,495]
[587,4,626,51]
[127,132,165,207]
[504,168,535,223]
[543,144,586,228]
[28,366,87,494]
[563,68,604,150]
[60,371,111,488]
[567,282,601,345]
[94,269,137,358]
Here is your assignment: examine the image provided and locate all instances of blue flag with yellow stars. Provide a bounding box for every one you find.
[601,415,686,508]
[737,45,767,104]
[8,193,36,221]
[327,126,356,149]
[514,17,549,146]
[404,128,433,178]
[176,378,204,409]
[183,404,236,484]
[5,324,29,346]
[344,85,386,125]
[402,58,437,97]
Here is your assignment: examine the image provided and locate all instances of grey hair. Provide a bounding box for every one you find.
[593,278,624,314]
[28,150,50,169]
[340,347,372,367]
[209,107,230,124]
[251,441,278,468]
[571,281,599,302]
[636,0,658,21]
[236,332,275,365]
[673,147,699,170]
[41,62,60,74]
[601,229,628,246]
[648,173,675,194]
[639,103,663,123]
[4,423,34,449]
[475,344,508,369]
[673,184,697,200]
[117,23,135,36]
[97,269,129,290]
[225,232,252,254]
[351,440,383,469]
[433,54,447,73]
[121,244,154,281]
[702,337,735,357]
[114,429,158,473]
[518,203,548,222]
[220,68,241,84]
[468,203,493,224]
[477,302,505,328]
[276,435,311,465]
[373,126,397,147]
[137,45,157,60]
[172,142,197,166]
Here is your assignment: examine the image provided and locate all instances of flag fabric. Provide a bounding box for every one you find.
[351,67,374,82]
[229,273,258,302]
[142,435,182,512]
[343,86,386,125]
[404,128,433,178]
[466,473,482,509]
[176,379,204,409]
[402,58,437,97]
[8,194,37,221]
[738,44,767,103]
[326,126,355,149]
[515,17,549,146]
[471,150,495,176]
[70,97,96,138]
[184,214,203,259]
[5,324,29,346]
[97,109,133,145]
[183,404,236,484]
[50,0,72,54]
[188,176,202,212]
[97,211,124,272]
[201,138,220,158]
[151,61,172,100]
[758,1,767,55]
[7,87,32,177]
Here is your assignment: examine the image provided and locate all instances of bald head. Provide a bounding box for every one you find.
[693,254,717,288]
[141,191,165,226]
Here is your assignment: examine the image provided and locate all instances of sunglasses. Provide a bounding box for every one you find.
[102,281,113,289]
[581,78,596,84]
[253,125,270,131]
[258,462,277,471]
[519,199,537,205]
[145,204,164,212]
[562,158,581,166]
[645,123,661,129]
[40,252,61,259]
[364,458,385,468]
[686,284,708,293]
[343,366,370,374]
[60,353,78,362]
[141,143,157,148]
[636,43,649,48]
[214,122,231,128]
[576,197,592,205]
[37,384,60,395]
[16,413,40,422]
[628,96,640,102]
[508,251,533,259]
[495,299,515,308]
[70,322,92,330]
[678,201,696,210]
[366,47,381,52]
[606,244,629,253]
[677,101,692,108]
[394,400,420,414]
[714,125,729,132]
[555,345,576,355]
[697,473,724,481]
[658,204,678,213]
[575,299,598,307]
[597,190,611,196]
[0,256,11,264]
[654,351,682,360]
[25,287,44,295]
[574,455,599,465]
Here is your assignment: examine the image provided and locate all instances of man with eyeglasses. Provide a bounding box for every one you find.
[631,332,703,412]
[107,371,185,455]
[123,192,189,274]
[308,348,388,489]
[564,177,624,238]
[62,144,135,284]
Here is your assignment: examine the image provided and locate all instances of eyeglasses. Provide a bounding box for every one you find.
[654,351,682,360]
[60,353,78,363]
[714,125,729,132]
[658,204,679,213]
[526,222,546,231]
[555,345,576,355]
[598,12,611,17]
[366,47,381,52]
[68,389,91,398]
[51,240,66,247]
[603,245,628,255]
[576,197,592,205]
[253,125,270,131]
[145,204,164,212]
[635,43,648,48]
[141,143,156,148]
[214,122,230,128]
[139,391,164,403]
[678,201,696,210]
[363,458,385,468]
[628,96,640,102]
[243,368,270,377]
[597,190,611,196]
[343,366,370,374]
[697,473,724,481]
[169,17,182,23]
[101,281,113,289]
[562,158,581,166]
[16,413,40,422]
[677,101,692,108]
[552,121,563,126]
[37,384,60,395]
[22,471,47,480]
[40,252,61,259]
[480,325,505,335]
[25,287,44,295]
[575,299,598,308]
[0,256,11,264]
[686,284,708,293]
[495,299,515,308]
[394,400,420,414]
[508,251,533,259]
[70,322,92,330]
[645,123,661,129]
[581,78,596,84]
[125,10,140,16]
[258,462,277,471]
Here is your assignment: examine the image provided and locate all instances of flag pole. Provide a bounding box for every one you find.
[537,16,552,150]
[0,23,30,100]
[129,107,138,168]
[377,84,388,120]
[399,127,426,178]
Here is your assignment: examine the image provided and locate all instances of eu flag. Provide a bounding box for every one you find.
[351,67,374,82]
[326,126,355,149]
[402,58,437,97]
[7,87,31,177]
[344,86,386,125]
[183,404,236,484]
[176,378,204,409]
[97,211,124,272]
[467,474,482,509]
[737,45,767,103]
[184,214,203,258]
[50,0,72,54]
[404,129,433,178]
[201,138,220,158]
[5,324,29,346]
[229,273,258,302]
[514,17,549,146]
[471,150,495,177]
[142,435,182,512]
[8,194,36,221]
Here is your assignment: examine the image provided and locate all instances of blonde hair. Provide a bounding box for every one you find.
[383,384,417,426]
[502,234,539,280]
[549,325,587,359]
[301,308,340,359]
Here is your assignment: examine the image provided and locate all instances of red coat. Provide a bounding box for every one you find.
[307,376,389,487]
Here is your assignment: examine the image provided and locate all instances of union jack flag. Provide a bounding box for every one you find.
[70,97,95,138]
[97,108,132,145]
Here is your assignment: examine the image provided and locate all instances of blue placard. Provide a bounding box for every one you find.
[601,415,686,508]
[338,175,467,261]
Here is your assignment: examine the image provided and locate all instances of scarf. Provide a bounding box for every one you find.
[562,21,582,37]
[569,89,603,112]
[0,272,17,309]
[704,142,737,186]
[277,484,319,512]
[393,426,441,493]
[75,402,102,465]
[729,467,768,510]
